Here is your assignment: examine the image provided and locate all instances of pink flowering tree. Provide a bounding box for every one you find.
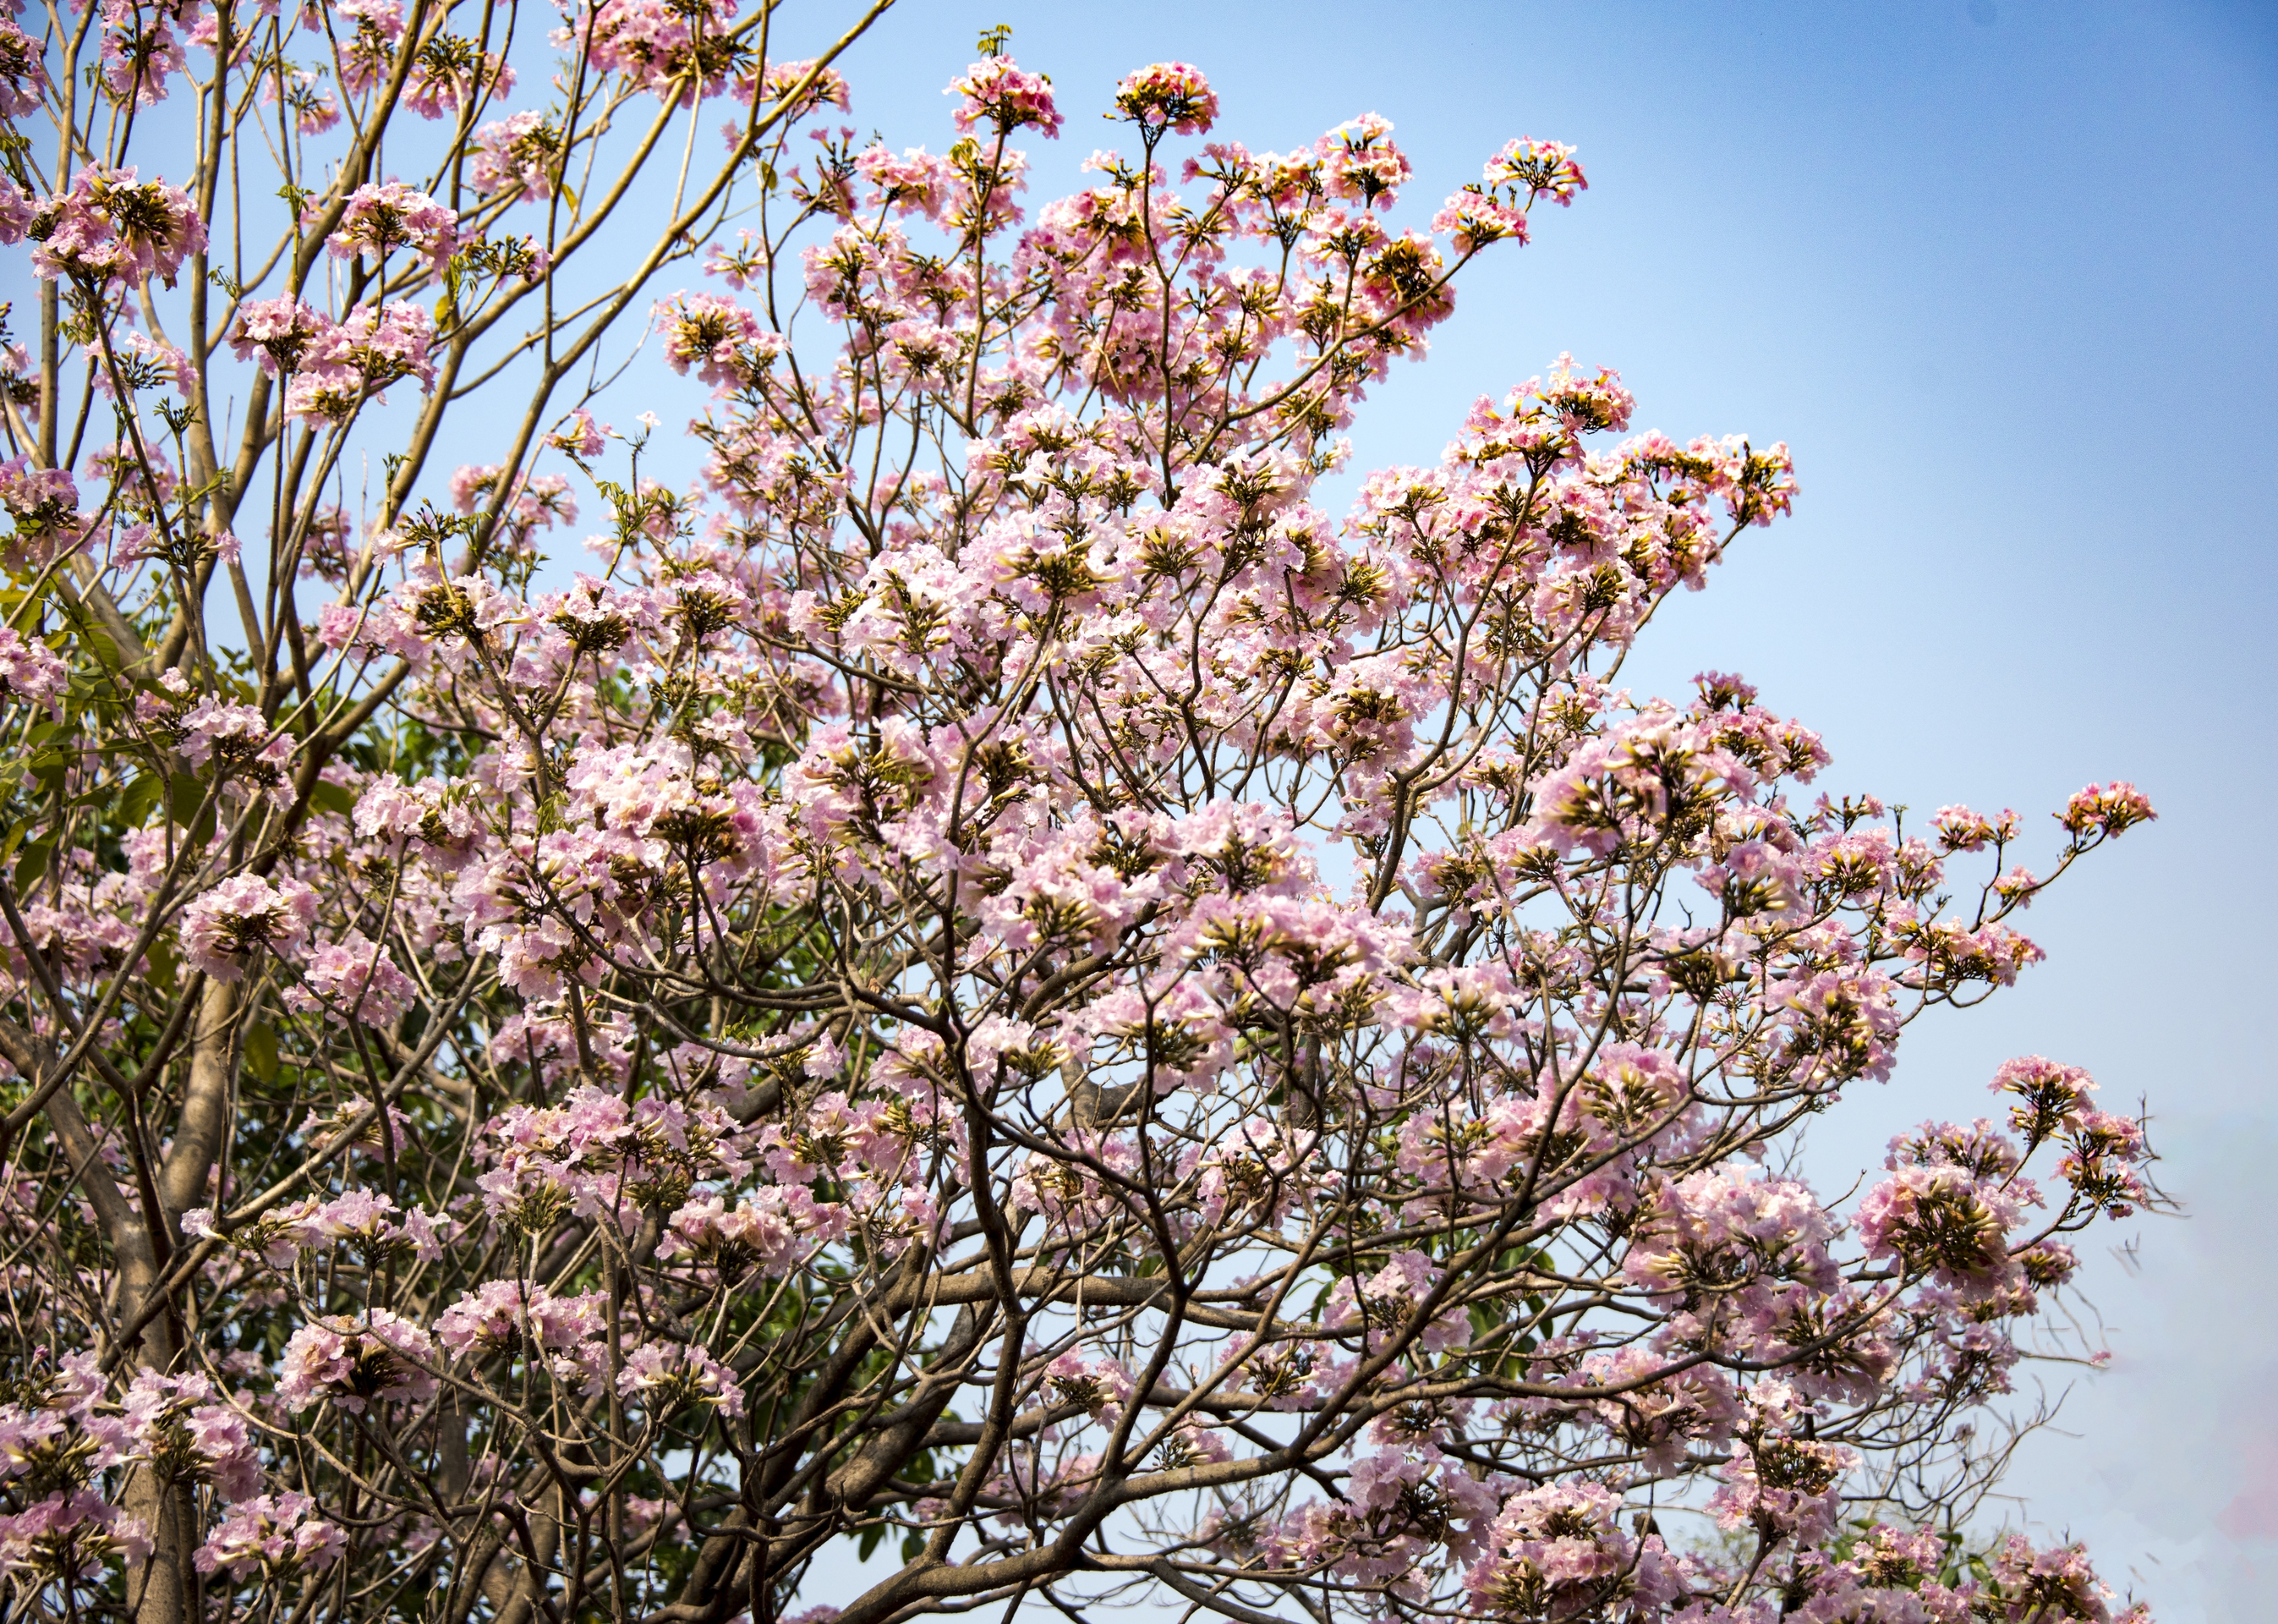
[0,7,2164,1624]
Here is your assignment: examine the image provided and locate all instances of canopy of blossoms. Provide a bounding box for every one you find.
[0,5,2158,1624]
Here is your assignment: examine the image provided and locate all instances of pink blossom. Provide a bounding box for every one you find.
[1318,113,1410,210]
[96,1371,261,1501]
[177,874,320,980]
[332,0,405,95]
[656,289,780,389]
[0,20,50,117]
[1483,136,1589,205]
[285,930,416,1027]
[29,165,208,285]
[0,458,81,562]
[436,1280,602,1358]
[947,55,1062,139]
[321,181,460,280]
[1855,1159,2024,1298]
[472,111,562,200]
[548,408,609,461]
[2058,780,2156,840]
[0,629,66,717]
[277,1310,438,1413]
[1984,1535,2130,1624]
[616,1341,745,1418]
[855,146,961,220]
[1433,186,1530,252]
[657,1192,801,1275]
[572,0,747,105]
[178,698,294,784]
[0,44,2168,1624]
[748,56,852,120]
[194,1492,345,1580]
[228,297,337,377]
[98,0,186,107]
[1113,62,1216,137]
[0,1489,150,1582]
[1710,1429,1855,1544]
[0,176,32,245]
[403,37,512,120]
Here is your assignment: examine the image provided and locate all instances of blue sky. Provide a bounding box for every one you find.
[797,2,2276,1617]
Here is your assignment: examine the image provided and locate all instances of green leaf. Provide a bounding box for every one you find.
[144,937,177,995]
[168,773,207,826]
[310,780,357,818]
[117,773,163,829]
[14,839,51,890]
[244,1022,279,1086]
[80,626,121,671]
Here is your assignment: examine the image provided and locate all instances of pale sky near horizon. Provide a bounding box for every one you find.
[780,2,2278,1619]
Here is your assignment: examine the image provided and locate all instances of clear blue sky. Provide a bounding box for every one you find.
[796,2,2276,1618]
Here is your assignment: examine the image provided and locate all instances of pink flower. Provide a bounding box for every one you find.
[0,176,32,246]
[472,111,562,201]
[178,698,294,785]
[749,56,851,120]
[1433,186,1531,252]
[656,290,779,389]
[548,408,608,461]
[1985,1535,2128,1624]
[98,1371,261,1502]
[98,0,187,108]
[1855,1160,2022,1298]
[854,146,962,220]
[1483,137,1589,206]
[332,0,406,95]
[947,55,1062,138]
[1112,62,1216,137]
[0,628,66,717]
[1710,1430,1855,1544]
[436,1280,602,1358]
[320,181,460,280]
[0,20,53,118]
[193,1492,345,1580]
[228,297,337,377]
[283,301,438,418]
[276,1310,438,1414]
[1930,803,2016,853]
[1990,1054,2098,1143]
[0,1490,151,1582]
[326,299,438,389]
[574,0,748,106]
[177,875,320,981]
[1465,1482,1686,1618]
[616,1341,745,1419]
[284,931,416,1027]
[2058,780,2156,840]
[1044,1352,1133,1419]
[403,37,512,120]
[1318,113,1410,210]
[0,458,80,559]
[658,1193,801,1275]
[259,66,339,134]
[29,165,208,286]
